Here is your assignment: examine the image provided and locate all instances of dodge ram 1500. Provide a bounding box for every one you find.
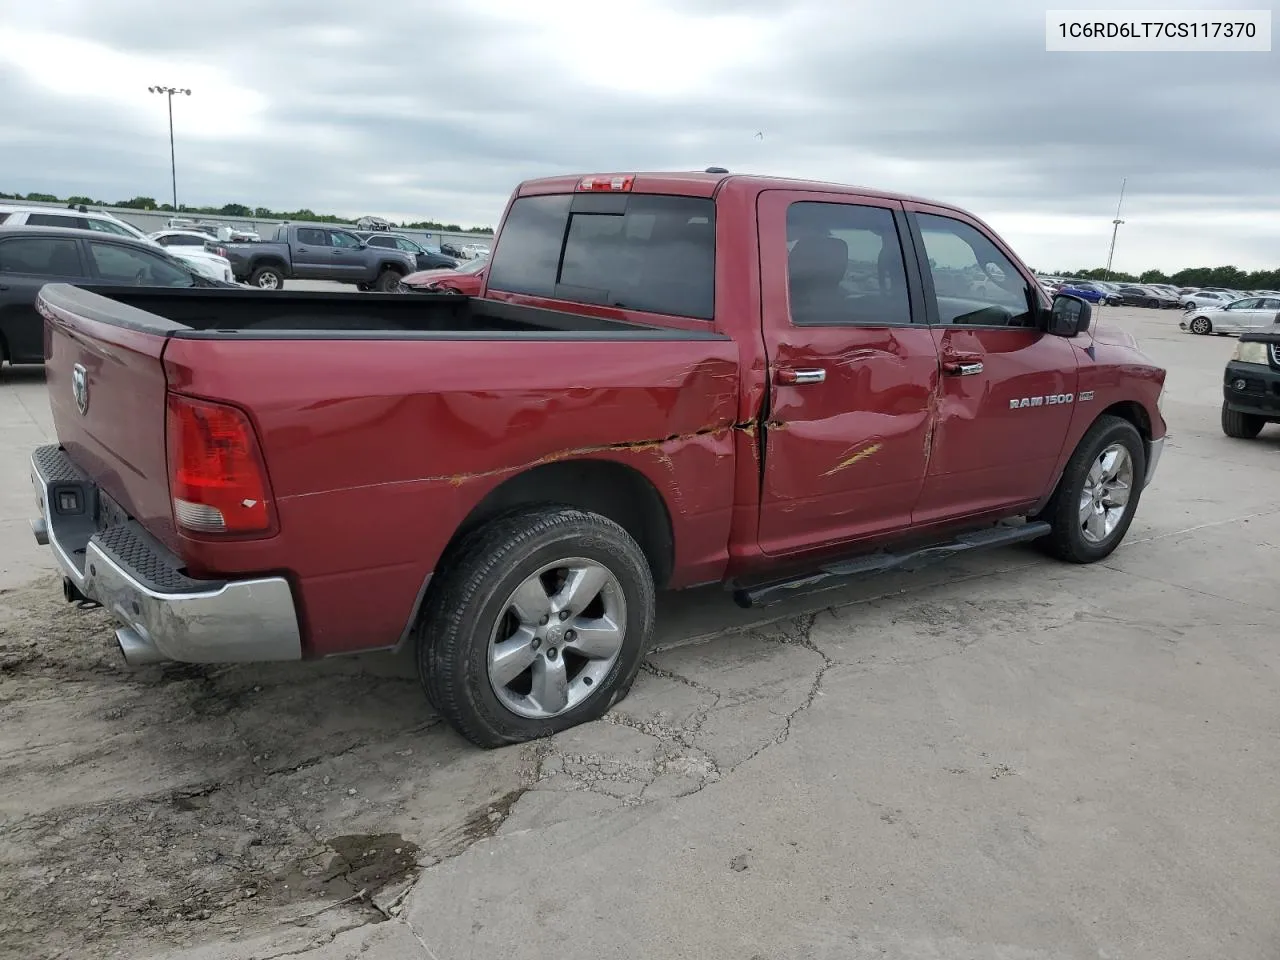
[30,170,1167,747]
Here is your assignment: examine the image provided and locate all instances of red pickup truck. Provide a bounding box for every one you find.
[29,170,1167,747]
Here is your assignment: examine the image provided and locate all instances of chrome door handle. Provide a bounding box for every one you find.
[775,367,826,386]
[943,360,984,376]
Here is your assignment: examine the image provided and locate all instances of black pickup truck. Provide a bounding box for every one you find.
[1222,327,1280,439]
[222,224,416,291]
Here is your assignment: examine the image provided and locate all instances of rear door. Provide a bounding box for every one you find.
[0,234,89,362]
[904,204,1079,523]
[755,189,940,557]
[290,227,331,279]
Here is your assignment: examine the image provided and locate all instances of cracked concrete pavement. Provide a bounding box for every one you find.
[1,305,1278,960]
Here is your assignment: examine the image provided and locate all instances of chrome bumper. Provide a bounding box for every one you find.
[30,445,301,665]
[1144,436,1165,488]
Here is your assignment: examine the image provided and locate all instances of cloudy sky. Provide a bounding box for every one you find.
[1,0,1275,272]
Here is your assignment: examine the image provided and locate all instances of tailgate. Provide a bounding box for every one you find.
[38,284,179,551]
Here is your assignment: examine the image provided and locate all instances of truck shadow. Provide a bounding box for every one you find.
[0,545,1041,956]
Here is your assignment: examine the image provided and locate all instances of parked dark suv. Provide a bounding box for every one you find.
[355,232,459,273]
[0,226,231,366]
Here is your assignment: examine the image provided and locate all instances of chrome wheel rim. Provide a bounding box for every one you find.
[1079,444,1134,544]
[487,558,626,720]
[257,273,279,289]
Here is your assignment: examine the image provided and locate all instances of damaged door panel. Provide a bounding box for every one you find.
[754,189,941,559]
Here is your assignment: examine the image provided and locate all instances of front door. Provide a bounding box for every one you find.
[756,189,940,558]
[904,205,1079,523]
[329,229,368,280]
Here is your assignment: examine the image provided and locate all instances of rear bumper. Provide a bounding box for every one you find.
[29,445,302,665]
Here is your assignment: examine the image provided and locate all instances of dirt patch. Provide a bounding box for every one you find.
[0,575,529,960]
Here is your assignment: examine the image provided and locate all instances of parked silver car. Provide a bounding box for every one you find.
[1180,296,1280,336]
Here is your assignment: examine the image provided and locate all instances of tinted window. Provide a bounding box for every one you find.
[1260,298,1280,311]
[331,231,363,249]
[0,237,84,276]
[26,213,85,229]
[366,235,392,248]
[784,201,911,326]
[917,213,1034,327]
[86,218,137,237]
[487,193,716,319]
[159,234,204,246]
[296,228,327,246]
[88,241,194,286]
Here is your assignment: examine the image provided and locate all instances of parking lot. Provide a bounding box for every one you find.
[1,305,1277,960]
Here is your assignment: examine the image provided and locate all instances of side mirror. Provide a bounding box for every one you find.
[1048,294,1092,337]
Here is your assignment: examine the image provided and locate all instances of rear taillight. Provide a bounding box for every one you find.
[166,393,273,535]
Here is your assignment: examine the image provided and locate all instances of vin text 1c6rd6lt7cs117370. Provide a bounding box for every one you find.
[29,169,1167,748]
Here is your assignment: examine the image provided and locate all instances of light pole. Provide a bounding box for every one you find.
[147,85,191,212]
[1103,177,1127,280]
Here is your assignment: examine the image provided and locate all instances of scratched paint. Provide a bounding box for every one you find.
[820,441,883,477]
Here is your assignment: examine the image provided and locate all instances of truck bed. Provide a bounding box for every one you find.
[38,285,706,340]
[36,281,739,656]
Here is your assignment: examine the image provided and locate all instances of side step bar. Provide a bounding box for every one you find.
[731,521,1052,608]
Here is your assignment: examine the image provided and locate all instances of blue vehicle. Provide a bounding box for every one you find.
[1057,280,1116,305]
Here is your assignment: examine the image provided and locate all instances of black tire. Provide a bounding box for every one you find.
[1221,403,1265,439]
[356,282,371,292]
[374,269,403,293]
[249,265,284,290]
[417,506,655,748]
[1037,415,1146,564]
[1189,316,1211,335]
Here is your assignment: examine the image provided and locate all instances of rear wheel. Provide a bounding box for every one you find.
[249,265,284,290]
[1189,315,1212,335]
[1221,403,1265,439]
[1037,416,1145,564]
[417,507,655,748]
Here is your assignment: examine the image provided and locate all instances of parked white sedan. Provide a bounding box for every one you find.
[1180,296,1280,336]
[146,230,237,283]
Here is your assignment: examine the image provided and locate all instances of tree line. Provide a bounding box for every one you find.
[1041,264,1280,289]
[0,190,495,236]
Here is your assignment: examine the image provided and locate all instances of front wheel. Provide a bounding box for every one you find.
[374,269,403,293]
[1037,415,1146,564]
[1222,404,1265,439]
[417,507,655,748]
[1189,316,1212,335]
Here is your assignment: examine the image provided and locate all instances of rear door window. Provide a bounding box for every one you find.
[487,193,716,319]
[25,213,87,229]
[296,228,328,246]
[0,237,85,276]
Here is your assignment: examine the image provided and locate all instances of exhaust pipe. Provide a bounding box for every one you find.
[116,627,167,666]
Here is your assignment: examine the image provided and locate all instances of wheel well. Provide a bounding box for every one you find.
[1099,401,1151,441]
[444,459,675,588]
[377,261,407,275]
[251,258,286,273]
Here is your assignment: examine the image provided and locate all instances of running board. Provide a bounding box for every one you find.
[731,521,1052,609]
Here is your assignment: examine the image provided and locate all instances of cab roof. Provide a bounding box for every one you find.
[515,170,955,211]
